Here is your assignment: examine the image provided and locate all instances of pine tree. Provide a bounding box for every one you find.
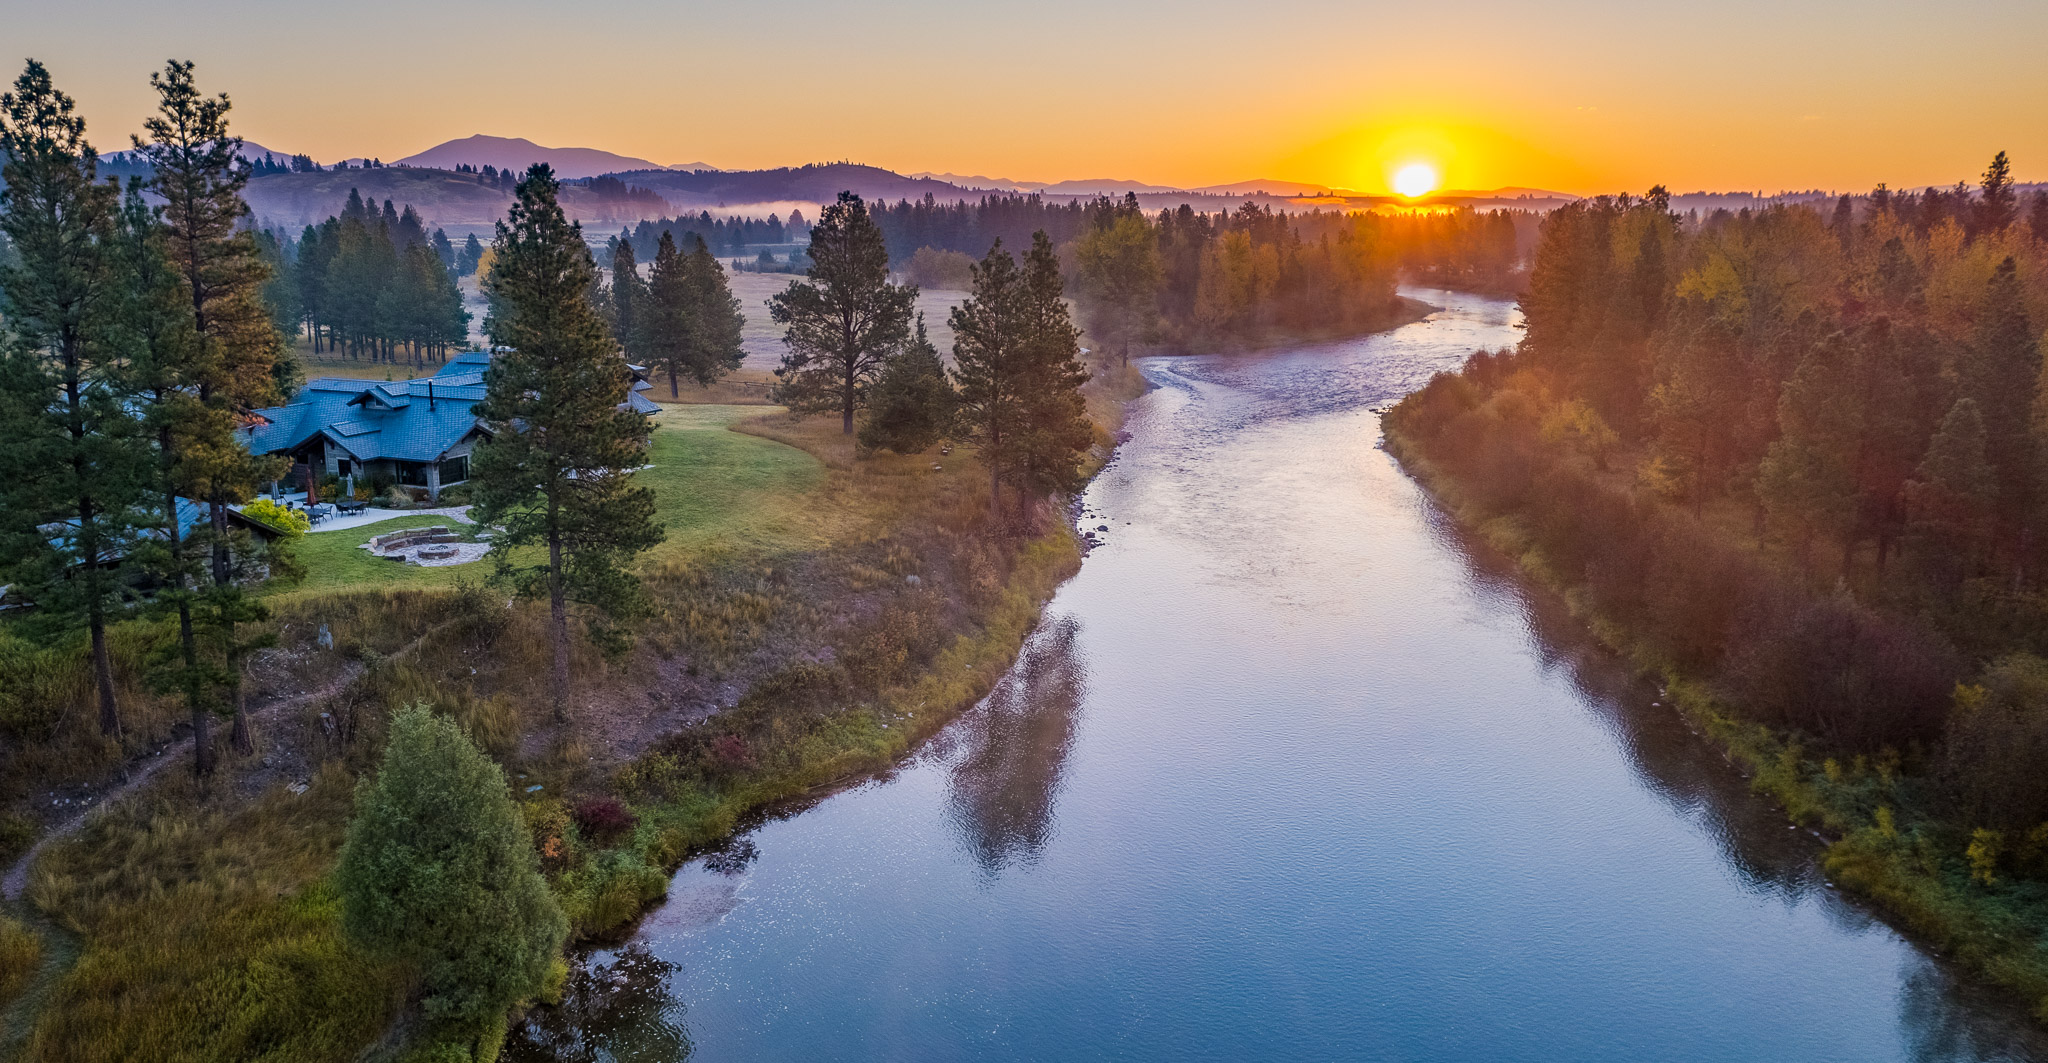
[133,59,289,757]
[769,192,916,434]
[858,315,955,455]
[1009,232,1093,500]
[1960,258,2040,540]
[609,237,644,364]
[115,181,218,774]
[1907,398,1997,586]
[1977,151,2016,236]
[1756,336,1862,571]
[684,236,746,386]
[335,705,567,1036]
[639,231,689,397]
[472,165,663,719]
[951,239,1031,509]
[0,60,150,739]
[458,232,484,276]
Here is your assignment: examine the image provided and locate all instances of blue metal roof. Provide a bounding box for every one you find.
[243,350,656,465]
[245,369,488,465]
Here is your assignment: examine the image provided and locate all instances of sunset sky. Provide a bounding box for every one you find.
[13,0,2047,196]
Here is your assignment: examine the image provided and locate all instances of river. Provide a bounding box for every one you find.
[509,289,2048,1062]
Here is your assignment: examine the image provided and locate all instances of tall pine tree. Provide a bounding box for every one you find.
[684,236,746,387]
[115,181,222,774]
[769,192,915,434]
[0,60,149,739]
[472,165,663,719]
[639,230,691,398]
[1010,232,1093,500]
[951,239,1031,510]
[134,59,289,759]
[609,237,644,365]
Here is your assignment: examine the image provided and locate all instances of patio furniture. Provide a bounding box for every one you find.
[337,501,368,516]
[307,503,336,525]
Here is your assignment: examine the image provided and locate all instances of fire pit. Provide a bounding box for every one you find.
[414,544,460,561]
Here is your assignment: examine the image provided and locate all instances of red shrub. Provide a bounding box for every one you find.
[571,796,638,842]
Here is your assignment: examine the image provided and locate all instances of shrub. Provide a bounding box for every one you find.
[902,246,975,290]
[335,705,568,1031]
[1723,592,1957,751]
[570,795,637,843]
[243,496,311,536]
[384,485,415,509]
[1943,655,2048,833]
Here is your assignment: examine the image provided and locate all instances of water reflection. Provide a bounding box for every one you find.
[504,944,690,1063]
[512,291,2048,1062]
[1432,496,2048,1060]
[943,617,1086,874]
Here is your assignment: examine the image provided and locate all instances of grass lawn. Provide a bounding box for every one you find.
[281,514,486,598]
[639,405,835,560]
[273,405,828,598]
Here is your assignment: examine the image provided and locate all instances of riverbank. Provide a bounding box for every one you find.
[1383,385,2048,1026]
[0,357,1144,1061]
[1137,294,1438,358]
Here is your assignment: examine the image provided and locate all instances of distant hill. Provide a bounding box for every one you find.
[908,173,1187,195]
[908,172,1045,192]
[241,166,674,234]
[616,163,993,209]
[393,135,679,179]
[1193,179,1356,197]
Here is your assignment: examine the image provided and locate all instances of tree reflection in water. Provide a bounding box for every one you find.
[1439,514,2048,1061]
[944,615,1086,874]
[502,944,690,1063]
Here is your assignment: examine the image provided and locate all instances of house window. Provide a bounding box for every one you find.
[439,455,469,484]
[396,462,430,487]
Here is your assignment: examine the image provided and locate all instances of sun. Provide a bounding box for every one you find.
[1393,163,1439,199]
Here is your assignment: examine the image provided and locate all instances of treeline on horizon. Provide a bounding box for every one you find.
[1391,154,2048,858]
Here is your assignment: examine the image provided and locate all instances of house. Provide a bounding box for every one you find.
[242,350,661,503]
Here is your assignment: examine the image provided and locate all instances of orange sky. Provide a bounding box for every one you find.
[13,0,2048,196]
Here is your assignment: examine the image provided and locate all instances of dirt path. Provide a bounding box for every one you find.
[0,662,366,902]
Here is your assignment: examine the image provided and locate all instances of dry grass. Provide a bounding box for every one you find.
[647,367,778,405]
[0,914,39,1010]
[20,766,403,1063]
